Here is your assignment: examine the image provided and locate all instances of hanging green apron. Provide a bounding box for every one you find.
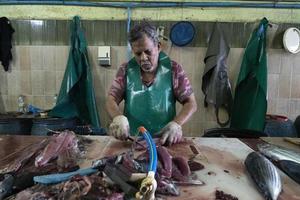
[230,18,268,131]
[49,16,101,128]
[124,51,176,136]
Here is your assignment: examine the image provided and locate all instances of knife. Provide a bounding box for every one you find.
[172,179,205,186]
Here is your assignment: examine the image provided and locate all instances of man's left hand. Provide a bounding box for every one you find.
[158,121,182,146]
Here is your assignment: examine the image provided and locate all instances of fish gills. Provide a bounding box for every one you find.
[245,152,282,200]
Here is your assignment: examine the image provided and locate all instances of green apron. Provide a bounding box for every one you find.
[124,51,176,136]
[230,18,268,131]
[49,16,101,128]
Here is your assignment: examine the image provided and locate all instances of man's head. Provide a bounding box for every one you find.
[129,21,161,73]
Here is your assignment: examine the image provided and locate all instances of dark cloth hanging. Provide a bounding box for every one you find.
[0,17,14,71]
[202,23,233,127]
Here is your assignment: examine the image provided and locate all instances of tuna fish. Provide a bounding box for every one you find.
[258,143,300,164]
[278,160,300,184]
[245,152,282,200]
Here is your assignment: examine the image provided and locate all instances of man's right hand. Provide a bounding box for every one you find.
[108,115,129,140]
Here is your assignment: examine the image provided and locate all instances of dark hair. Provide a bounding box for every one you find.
[128,21,159,45]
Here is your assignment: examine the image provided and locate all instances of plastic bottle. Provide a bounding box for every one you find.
[17,95,26,113]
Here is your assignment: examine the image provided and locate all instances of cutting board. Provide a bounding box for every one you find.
[174,138,300,200]
[82,137,300,200]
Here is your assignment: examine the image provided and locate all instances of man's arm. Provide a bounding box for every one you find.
[173,93,197,126]
[106,95,122,119]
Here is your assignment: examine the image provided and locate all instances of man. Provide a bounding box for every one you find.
[106,21,197,146]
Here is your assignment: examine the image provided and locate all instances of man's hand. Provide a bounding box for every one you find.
[158,121,182,146]
[108,115,129,140]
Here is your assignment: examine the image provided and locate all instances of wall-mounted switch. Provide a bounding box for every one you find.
[98,46,111,66]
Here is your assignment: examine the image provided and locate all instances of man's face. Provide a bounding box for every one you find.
[131,35,161,73]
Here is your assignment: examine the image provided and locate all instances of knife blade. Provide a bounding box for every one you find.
[172,179,205,186]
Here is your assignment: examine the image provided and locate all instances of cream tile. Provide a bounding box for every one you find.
[32,96,46,109]
[203,121,220,130]
[31,70,45,95]
[179,47,196,79]
[289,99,300,115]
[30,46,44,70]
[105,69,118,95]
[113,46,128,70]
[55,46,69,71]
[55,71,65,93]
[280,52,293,75]
[291,74,300,98]
[45,95,56,110]
[204,106,217,122]
[0,95,7,113]
[93,68,106,97]
[88,46,98,70]
[278,75,291,98]
[267,74,279,98]
[169,46,181,63]
[267,49,281,74]
[276,98,290,116]
[43,46,56,71]
[10,46,20,71]
[44,71,56,95]
[182,120,193,137]
[0,73,8,95]
[7,95,18,112]
[190,122,205,137]
[19,71,32,96]
[267,99,277,114]
[7,71,18,95]
[293,54,300,74]
[18,46,31,71]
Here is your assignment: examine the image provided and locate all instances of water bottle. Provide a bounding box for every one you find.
[17,95,26,113]
[53,94,57,107]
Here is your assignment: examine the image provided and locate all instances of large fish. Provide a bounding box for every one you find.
[278,160,300,184]
[258,143,300,164]
[245,152,282,200]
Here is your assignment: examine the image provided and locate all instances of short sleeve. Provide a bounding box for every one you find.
[172,61,193,103]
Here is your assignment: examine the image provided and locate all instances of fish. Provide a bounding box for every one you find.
[157,146,172,178]
[245,152,282,200]
[35,131,79,167]
[0,174,14,200]
[278,160,300,184]
[258,143,300,164]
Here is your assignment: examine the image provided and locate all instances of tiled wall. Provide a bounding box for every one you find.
[1,45,300,136]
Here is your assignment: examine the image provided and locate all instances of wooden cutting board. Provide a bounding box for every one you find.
[173,138,300,200]
[82,137,300,200]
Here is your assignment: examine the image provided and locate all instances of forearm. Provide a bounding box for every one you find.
[173,94,197,126]
[106,95,123,119]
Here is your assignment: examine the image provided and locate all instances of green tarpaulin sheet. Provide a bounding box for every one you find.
[230,18,268,131]
[49,16,100,128]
